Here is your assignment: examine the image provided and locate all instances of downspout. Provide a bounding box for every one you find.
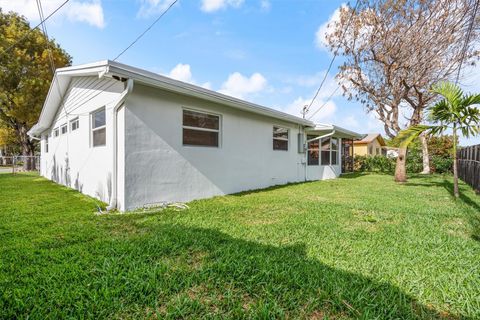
[305,130,335,181]
[107,78,134,211]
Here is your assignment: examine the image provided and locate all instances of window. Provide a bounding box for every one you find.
[273,126,288,151]
[45,135,49,153]
[331,137,339,165]
[53,128,59,137]
[60,124,67,135]
[91,108,106,147]
[182,109,220,147]
[376,147,380,155]
[307,135,319,165]
[321,137,331,165]
[70,118,79,131]
[369,145,373,155]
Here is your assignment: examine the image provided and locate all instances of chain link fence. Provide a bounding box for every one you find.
[0,156,40,174]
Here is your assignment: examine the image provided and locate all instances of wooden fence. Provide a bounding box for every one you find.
[457,144,480,193]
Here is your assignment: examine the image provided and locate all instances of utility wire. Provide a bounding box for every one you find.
[455,0,479,84]
[304,0,359,119]
[113,0,179,61]
[1,0,70,55]
[307,85,340,120]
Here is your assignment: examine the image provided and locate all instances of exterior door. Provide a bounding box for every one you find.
[341,139,354,173]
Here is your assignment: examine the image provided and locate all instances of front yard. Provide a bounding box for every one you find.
[0,173,479,319]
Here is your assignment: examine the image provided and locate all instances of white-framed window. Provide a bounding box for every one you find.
[60,124,67,135]
[53,128,59,137]
[70,117,79,131]
[331,137,339,165]
[321,137,331,165]
[182,109,220,147]
[273,126,288,151]
[91,108,106,147]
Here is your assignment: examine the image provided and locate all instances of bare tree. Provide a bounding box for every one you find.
[325,0,479,182]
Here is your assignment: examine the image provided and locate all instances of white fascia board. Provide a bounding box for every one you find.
[106,61,314,127]
[308,123,362,139]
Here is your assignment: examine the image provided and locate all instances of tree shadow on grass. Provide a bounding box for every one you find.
[405,177,480,242]
[9,219,469,319]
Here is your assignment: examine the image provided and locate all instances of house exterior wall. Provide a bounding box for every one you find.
[122,84,312,210]
[354,139,383,156]
[39,76,125,204]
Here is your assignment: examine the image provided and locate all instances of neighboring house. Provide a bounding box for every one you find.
[354,133,387,156]
[28,60,361,211]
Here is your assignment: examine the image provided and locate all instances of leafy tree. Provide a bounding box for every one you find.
[0,10,71,169]
[398,82,480,197]
[325,0,480,182]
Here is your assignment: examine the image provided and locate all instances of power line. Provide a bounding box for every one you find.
[113,0,179,61]
[304,0,359,119]
[307,85,340,120]
[455,0,479,84]
[1,0,70,56]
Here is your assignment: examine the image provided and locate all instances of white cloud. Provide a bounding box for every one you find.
[260,0,271,11]
[168,63,193,82]
[137,0,172,18]
[166,63,211,89]
[0,0,105,28]
[219,72,267,99]
[201,0,244,13]
[315,4,346,51]
[284,96,337,123]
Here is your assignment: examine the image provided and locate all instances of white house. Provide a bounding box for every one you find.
[28,61,361,211]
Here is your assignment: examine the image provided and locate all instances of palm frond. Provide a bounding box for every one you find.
[397,125,435,148]
[431,82,463,109]
[461,93,480,108]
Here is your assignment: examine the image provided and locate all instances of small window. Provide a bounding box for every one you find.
[70,118,79,131]
[321,137,331,165]
[45,135,49,153]
[307,135,319,165]
[60,124,67,135]
[331,137,339,165]
[273,126,288,151]
[369,145,373,155]
[182,109,220,147]
[53,128,59,137]
[92,108,106,147]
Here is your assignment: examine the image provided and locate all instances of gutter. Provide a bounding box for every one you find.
[106,78,134,211]
[305,130,335,181]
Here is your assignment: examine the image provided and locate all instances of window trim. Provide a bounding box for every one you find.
[60,124,68,135]
[53,127,59,137]
[273,125,289,151]
[331,137,339,165]
[91,107,106,148]
[182,107,221,148]
[70,117,79,132]
[45,135,49,153]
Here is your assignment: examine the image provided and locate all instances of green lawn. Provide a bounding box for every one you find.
[0,173,479,319]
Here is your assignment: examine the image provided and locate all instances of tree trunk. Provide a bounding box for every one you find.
[452,126,459,198]
[419,132,430,174]
[17,124,34,171]
[394,147,407,182]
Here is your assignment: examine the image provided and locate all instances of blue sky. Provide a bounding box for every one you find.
[2,0,479,145]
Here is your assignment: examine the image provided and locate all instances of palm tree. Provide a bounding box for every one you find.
[398,82,480,198]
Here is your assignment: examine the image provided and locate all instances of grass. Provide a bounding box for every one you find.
[0,173,479,319]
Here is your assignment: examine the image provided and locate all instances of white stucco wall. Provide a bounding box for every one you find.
[123,84,309,210]
[40,76,125,204]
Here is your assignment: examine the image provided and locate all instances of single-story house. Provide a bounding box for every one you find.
[353,133,387,156]
[28,60,361,211]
